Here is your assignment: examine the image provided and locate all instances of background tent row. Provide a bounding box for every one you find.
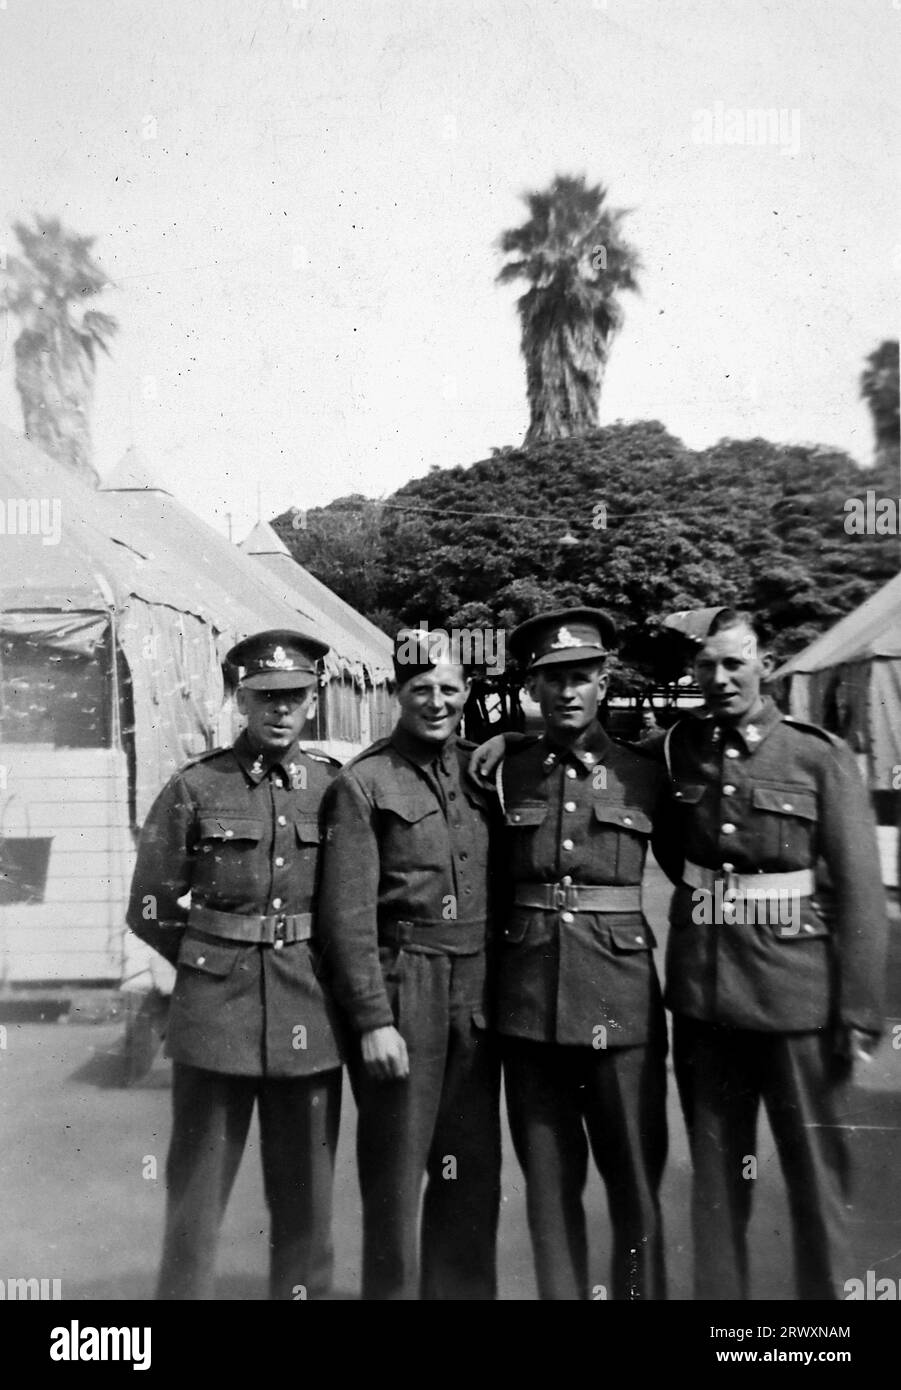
[0,426,394,988]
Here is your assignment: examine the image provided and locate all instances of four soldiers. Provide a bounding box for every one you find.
[127,630,344,1300]
[128,605,891,1300]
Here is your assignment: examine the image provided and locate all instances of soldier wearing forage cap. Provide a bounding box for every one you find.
[472,609,668,1300]
[127,629,344,1300]
[651,606,889,1300]
[318,628,501,1300]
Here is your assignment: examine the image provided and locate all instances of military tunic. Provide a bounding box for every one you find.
[653,697,889,1300]
[498,721,668,1301]
[318,726,501,1301]
[126,730,344,1299]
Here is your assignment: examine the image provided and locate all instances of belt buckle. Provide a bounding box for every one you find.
[273,914,287,950]
[721,869,740,924]
[552,883,574,911]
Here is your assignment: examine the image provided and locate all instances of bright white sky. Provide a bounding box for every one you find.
[0,0,897,538]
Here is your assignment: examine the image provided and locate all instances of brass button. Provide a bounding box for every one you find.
[566,768,577,779]
[725,748,740,759]
[564,801,577,812]
[277,815,287,826]
[723,784,736,795]
[782,801,793,811]
[623,816,633,826]
[561,911,575,924]
[562,839,574,851]
[196,955,206,966]
[275,856,285,867]
[722,862,735,873]
[560,875,573,886]
[634,935,644,944]
[274,939,284,950]
[225,829,234,838]
[272,898,283,910]
[721,823,736,835]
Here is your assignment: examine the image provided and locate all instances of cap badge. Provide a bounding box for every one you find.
[264,645,294,670]
[549,626,576,651]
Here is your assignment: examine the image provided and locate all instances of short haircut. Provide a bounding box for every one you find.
[706,607,772,650]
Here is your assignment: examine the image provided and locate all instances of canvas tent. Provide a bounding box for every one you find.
[0,429,387,988]
[775,572,901,793]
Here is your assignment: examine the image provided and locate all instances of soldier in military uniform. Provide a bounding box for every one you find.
[475,609,668,1301]
[317,630,501,1300]
[126,630,344,1301]
[652,607,889,1300]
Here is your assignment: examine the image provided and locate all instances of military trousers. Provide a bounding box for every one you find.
[349,948,501,1300]
[673,1015,851,1300]
[157,1062,342,1300]
[502,1035,668,1301]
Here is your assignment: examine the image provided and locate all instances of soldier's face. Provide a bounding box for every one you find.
[237,685,317,752]
[529,661,608,737]
[694,624,772,724]
[396,663,470,744]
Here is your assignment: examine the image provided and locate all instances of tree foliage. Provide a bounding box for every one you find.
[2,216,118,486]
[276,418,899,695]
[497,174,641,447]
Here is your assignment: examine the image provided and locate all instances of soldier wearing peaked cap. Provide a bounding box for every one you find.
[474,608,669,1300]
[317,628,502,1300]
[651,606,889,1300]
[127,629,345,1300]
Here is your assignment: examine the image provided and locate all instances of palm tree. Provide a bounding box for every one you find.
[860,339,899,470]
[2,216,118,485]
[497,174,641,447]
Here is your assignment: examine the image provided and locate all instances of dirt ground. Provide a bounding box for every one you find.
[3,861,900,1301]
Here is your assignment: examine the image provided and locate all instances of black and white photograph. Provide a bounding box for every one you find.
[0,0,899,1355]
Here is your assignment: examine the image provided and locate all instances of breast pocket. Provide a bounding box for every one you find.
[195,815,264,899]
[374,791,443,871]
[750,784,818,866]
[504,803,549,878]
[591,802,653,880]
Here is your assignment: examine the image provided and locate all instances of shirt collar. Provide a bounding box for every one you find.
[233,729,304,784]
[705,695,783,753]
[541,719,612,773]
[390,723,457,774]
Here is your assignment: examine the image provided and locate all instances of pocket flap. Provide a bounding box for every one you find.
[769,911,830,941]
[671,782,706,806]
[505,804,548,828]
[751,786,818,820]
[373,791,438,823]
[607,919,657,952]
[294,817,321,845]
[178,937,241,976]
[592,803,652,834]
[198,816,264,841]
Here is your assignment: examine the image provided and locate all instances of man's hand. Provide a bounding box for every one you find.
[360,1025,410,1081]
[833,1024,879,1080]
[468,734,507,788]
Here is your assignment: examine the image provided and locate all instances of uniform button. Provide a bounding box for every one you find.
[725,748,740,759]
[225,829,234,838]
[782,801,793,811]
[723,784,736,795]
[566,768,577,779]
[272,898,283,910]
[460,852,468,862]
[275,857,285,867]
[722,862,735,873]
[277,815,287,826]
[274,939,284,950]
[196,955,206,966]
[721,823,736,835]
[623,816,633,826]
[561,911,575,924]
[564,801,577,812]
[634,935,644,944]
[562,839,574,851]
[512,813,521,822]
[560,875,573,886]
[803,923,816,934]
